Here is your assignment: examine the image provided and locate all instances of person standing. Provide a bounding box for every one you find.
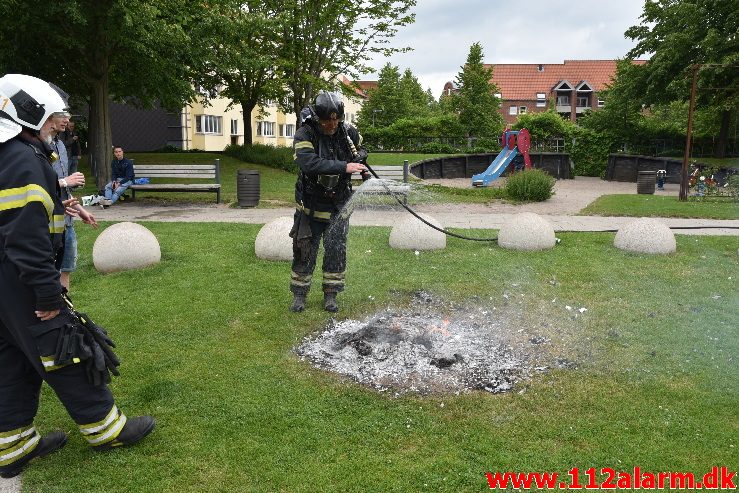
[50,111,97,290]
[61,119,81,175]
[289,92,368,313]
[0,74,154,479]
[100,146,133,207]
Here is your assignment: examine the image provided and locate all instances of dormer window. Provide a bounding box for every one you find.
[537,64,544,72]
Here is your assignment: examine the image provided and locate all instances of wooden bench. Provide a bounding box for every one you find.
[356,161,411,197]
[131,159,222,203]
[368,163,409,182]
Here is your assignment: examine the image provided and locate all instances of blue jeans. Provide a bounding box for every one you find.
[60,224,77,272]
[104,180,132,203]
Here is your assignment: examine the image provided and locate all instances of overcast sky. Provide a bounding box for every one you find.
[366,0,648,97]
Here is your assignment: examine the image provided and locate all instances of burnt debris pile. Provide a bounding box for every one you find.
[296,292,578,396]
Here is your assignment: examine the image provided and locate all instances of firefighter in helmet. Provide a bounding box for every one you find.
[289,91,369,312]
[0,74,154,478]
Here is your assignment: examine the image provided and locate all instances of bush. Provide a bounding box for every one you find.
[504,169,556,202]
[417,142,458,154]
[223,143,296,172]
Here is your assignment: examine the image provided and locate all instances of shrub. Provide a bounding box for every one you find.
[417,142,458,154]
[224,143,296,172]
[504,169,556,202]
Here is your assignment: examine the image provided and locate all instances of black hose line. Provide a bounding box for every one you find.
[361,164,739,239]
[363,163,498,242]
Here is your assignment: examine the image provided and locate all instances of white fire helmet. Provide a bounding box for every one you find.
[0,74,68,142]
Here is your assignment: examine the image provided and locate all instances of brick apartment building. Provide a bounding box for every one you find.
[444,59,644,125]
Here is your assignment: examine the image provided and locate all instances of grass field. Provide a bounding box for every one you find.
[21,223,738,492]
[581,194,738,220]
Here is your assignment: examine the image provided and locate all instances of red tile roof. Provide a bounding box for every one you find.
[487,60,645,100]
[341,76,377,99]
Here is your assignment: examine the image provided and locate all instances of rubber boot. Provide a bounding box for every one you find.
[324,292,339,313]
[290,293,306,312]
[94,415,155,451]
[0,431,68,478]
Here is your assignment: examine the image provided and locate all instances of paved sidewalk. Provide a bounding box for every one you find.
[87,177,738,235]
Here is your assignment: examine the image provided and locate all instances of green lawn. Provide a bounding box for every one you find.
[22,223,739,492]
[581,194,739,219]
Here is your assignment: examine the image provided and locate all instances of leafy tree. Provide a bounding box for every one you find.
[0,0,213,186]
[452,42,504,137]
[276,0,416,124]
[357,64,403,128]
[357,64,430,129]
[197,1,285,145]
[624,0,739,157]
[399,69,433,118]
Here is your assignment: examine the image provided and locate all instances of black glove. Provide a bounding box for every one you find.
[354,148,368,164]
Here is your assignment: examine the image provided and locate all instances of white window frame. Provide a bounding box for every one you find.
[508,106,518,116]
[256,121,275,137]
[519,106,527,114]
[597,98,605,107]
[556,95,570,106]
[577,96,589,108]
[230,119,238,136]
[285,124,295,137]
[536,93,547,107]
[195,115,222,135]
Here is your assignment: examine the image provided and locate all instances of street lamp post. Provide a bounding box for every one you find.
[372,108,383,127]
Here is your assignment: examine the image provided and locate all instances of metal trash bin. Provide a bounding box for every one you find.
[637,170,656,194]
[237,169,260,207]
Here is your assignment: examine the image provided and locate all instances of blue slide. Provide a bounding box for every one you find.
[471,147,518,187]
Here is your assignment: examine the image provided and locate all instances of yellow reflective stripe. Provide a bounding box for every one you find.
[0,184,54,219]
[49,214,65,233]
[294,141,314,150]
[79,405,119,435]
[86,415,126,446]
[0,431,39,466]
[0,426,34,445]
[40,355,77,372]
[290,271,312,287]
[296,204,331,220]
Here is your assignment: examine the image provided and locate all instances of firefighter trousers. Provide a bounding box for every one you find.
[290,211,348,295]
[0,259,125,467]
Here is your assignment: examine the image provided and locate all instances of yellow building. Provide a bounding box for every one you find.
[181,81,368,152]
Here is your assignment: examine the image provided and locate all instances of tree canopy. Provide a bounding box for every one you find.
[356,64,432,129]
[452,42,503,137]
[276,0,416,123]
[197,0,285,145]
[623,0,739,156]
[0,0,211,185]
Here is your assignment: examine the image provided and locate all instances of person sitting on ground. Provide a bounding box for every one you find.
[101,146,134,207]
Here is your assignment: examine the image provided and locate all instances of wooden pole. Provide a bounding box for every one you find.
[680,65,700,201]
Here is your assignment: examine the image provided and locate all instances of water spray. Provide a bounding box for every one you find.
[362,162,500,242]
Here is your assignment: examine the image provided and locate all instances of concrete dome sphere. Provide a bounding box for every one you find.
[614,218,676,254]
[93,222,161,273]
[255,216,294,261]
[389,213,446,250]
[498,212,556,251]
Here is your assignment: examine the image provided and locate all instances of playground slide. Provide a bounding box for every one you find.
[471,147,519,187]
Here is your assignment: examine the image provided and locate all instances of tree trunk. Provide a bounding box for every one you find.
[240,101,257,146]
[714,109,731,158]
[89,75,112,189]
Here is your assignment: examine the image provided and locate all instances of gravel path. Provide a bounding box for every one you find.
[87,176,738,235]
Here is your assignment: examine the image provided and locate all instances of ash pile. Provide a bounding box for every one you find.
[296,292,567,396]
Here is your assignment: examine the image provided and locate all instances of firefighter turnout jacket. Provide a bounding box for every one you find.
[0,133,65,310]
[293,120,363,220]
